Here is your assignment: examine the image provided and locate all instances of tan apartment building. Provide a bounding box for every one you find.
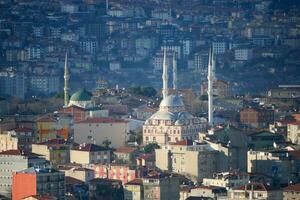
[200,79,231,97]
[0,133,18,152]
[124,179,143,200]
[283,183,300,200]
[31,139,71,166]
[287,122,300,144]
[227,182,282,200]
[189,186,227,199]
[70,143,111,164]
[58,165,94,183]
[114,147,139,164]
[203,172,249,190]
[74,117,128,148]
[6,127,35,151]
[155,140,218,181]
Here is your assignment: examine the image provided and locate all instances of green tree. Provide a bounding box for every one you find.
[144,143,160,153]
[102,139,111,148]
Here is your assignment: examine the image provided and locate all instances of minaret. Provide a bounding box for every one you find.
[64,52,69,107]
[207,48,214,126]
[172,52,177,91]
[162,47,168,99]
[106,0,109,12]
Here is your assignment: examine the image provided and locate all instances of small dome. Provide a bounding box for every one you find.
[70,88,92,101]
[177,112,194,120]
[175,119,184,125]
[150,111,176,121]
[160,95,184,108]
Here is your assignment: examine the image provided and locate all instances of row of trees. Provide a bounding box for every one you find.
[128,86,156,97]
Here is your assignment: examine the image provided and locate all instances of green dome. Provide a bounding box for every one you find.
[70,89,92,101]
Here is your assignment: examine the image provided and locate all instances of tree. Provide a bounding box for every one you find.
[128,86,157,97]
[102,139,111,148]
[144,143,160,153]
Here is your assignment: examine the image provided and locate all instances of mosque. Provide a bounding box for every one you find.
[60,52,108,122]
[143,50,207,145]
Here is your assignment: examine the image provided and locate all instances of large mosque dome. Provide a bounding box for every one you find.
[160,94,184,107]
[68,88,93,109]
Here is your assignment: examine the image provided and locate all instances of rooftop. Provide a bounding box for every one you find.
[115,147,137,154]
[125,178,143,186]
[283,183,300,192]
[0,149,42,158]
[76,117,126,124]
[72,143,109,152]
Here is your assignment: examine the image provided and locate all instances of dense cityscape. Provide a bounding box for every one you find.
[0,0,300,200]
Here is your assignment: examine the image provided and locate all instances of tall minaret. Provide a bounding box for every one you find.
[207,48,214,126]
[172,52,177,91]
[64,52,69,107]
[106,0,109,12]
[162,47,168,99]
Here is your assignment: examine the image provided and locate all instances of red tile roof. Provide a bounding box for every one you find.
[125,178,143,186]
[76,117,126,124]
[289,150,300,158]
[233,183,276,191]
[36,115,57,123]
[11,127,33,132]
[115,147,137,154]
[283,183,300,192]
[65,176,85,185]
[0,149,41,158]
[137,153,154,160]
[170,139,197,146]
[288,121,300,126]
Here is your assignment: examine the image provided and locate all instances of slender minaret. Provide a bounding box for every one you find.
[162,47,168,99]
[106,0,109,12]
[207,48,214,126]
[172,52,177,91]
[64,52,69,107]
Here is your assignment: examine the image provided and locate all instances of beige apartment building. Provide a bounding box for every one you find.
[155,140,218,181]
[70,143,111,164]
[203,172,249,190]
[58,165,94,183]
[74,117,128,148]
[227,182,282,200]
[283,183,300,200]
[287,122,300,144]
[124,179,143,200]
[31,139,71,166]
[0,133,18,152]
